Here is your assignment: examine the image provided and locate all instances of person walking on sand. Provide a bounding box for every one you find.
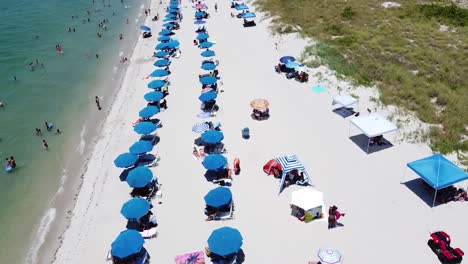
[42,139,49,150]
[215,3,217,12]
[233,157,240,175]
[95,96,102,110]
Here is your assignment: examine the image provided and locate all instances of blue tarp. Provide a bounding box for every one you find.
[407,154,468,190]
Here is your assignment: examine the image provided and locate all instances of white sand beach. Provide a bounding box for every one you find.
[52,1,468,264]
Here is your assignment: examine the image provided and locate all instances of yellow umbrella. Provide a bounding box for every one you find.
[250,99,269,111]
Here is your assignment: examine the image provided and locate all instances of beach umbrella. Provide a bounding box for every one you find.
[201,50,215,57]
[199,91,217,102]
[167,40,180,48]
[194,20,206,25]
[199,41,214,48]
[162,22,175,27]
[163,18,175,22]
[158,35,171,42]
[129,141,153,155]
[250,98,270,111]
[134,122,157,135]
[201,130,224,144]
[159,29,173,36]
[241,12,256,18]
[317,248,343,264]
[192,122,210,133]
[235,4,249,10]
[195,11,205,18]
[285,61,300,69]
[140,25,151,31]
[168,8,179,13]
[202,154,227,170]
[207,227,243,257]
[139,106,160,118]
[280,56,295,64]
[126,166,153,188]
[150,69,170,77]
[144,91,164,102]
[204,187,232,208]
[154,51,169,58]
[155,42,168,50]
[197,33,209,40]
[153,59,170,67]
[111,230,145,258]
[114,153,139,168]
[165,13,176,19]
[120,198,150,219]
[200,76,217,85]
[147,79,167,89]
[201,62,216,70]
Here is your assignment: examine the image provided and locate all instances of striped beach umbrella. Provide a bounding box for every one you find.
[250,98,269,111]
[317,248,343,264]
[192,122,210,133]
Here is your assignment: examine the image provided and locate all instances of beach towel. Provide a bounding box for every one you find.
[175,251,205,264]
[310,84,326,94]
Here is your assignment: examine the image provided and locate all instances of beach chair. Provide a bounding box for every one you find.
[140,227,158,239]
[216,202,235,221]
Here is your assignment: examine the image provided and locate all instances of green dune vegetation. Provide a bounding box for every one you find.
[256,0,468,159]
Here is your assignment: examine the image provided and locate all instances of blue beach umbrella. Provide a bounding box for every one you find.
[168,8,179,13]
[165,13,176,19]
[167,40,180,48]
[207,227,243,257]
[158,35,171,42]
[197,33,209,40]
[139,106,160,118]
[201,50,215,57]
[202,154,227,170]
[159,29,173,36]
[162,22,175,27]
[144,91,164,102]
[201,130,224,144]
[201,62,216,70]
[147,80,167,89]
[154,51,169,58]
[242,12,256,18]
[126,166,153,188]
[129,141,153,155]
[200,76,217,85]
[199,41,214,48]
[120,198,151,219]
[114,153,139,168]
[163,18,175,22]
[280,56,295,64]
[134,122,157,135]
[204,187,232,208]
[111,230,144,258]
[194,20,206,25]
[199,91,218,102]
[150,69,170,77]
[192,122,210,133]
[155,42,168,50]
[195,11,205,18]
[235,4,249,10]
[153,59,170,67]
[140,25,151,31]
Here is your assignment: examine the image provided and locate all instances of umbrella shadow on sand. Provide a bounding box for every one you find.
[349,134,393,154]
[140,135,160,146]
[119,167,133,182]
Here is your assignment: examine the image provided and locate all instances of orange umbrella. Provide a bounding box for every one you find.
[250,99,269,111]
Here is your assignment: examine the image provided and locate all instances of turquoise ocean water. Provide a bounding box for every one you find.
[0,0,146,262]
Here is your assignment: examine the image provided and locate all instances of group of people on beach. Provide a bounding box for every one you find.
[34,121,61,151]
[5,157,17,172]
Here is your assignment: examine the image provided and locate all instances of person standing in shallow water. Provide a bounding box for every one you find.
[95,96,102,110]
[42,140,49,150]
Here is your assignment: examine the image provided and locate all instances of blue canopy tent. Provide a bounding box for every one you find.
[276,154,311,193]
[207,227,243,257]
[111,230,145,259]
[406,154,468,207]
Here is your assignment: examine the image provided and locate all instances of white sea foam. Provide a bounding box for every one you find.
[76,125,86,154]
[118,51,124,57]
[140,4,144,9]
[25,208,57,264]
[113,66,118,73]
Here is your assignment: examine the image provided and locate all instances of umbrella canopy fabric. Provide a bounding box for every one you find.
[241,12,256,18]
[201,50,215,57]
[201,130,224,144]
[162,22,175,27]
[168,8,179,13]
[196,33,209,40]
[111,230,144,258]
[144,91,164,102]
[129,141,153,155]
[195,11,206,17]
[165,14,176,19]
[276,154,311,193]
[153,59,170,67]
[139,106,160,118]
[126,166,153,188]
[199,91,217,102]
[147,79,167,89]
[285,61,300,69]
[280,56,295,64]
[204,187,232,208]
[235,4,249,10]
[134,122,157,135]
[192,122,210,133]
[250,98,270,111]
[199,41,214,48]
[202,154,227,170]
[159,29,173,36]
[201,62,216,70]
[194,20,206,25]
[150,69,170,77]
[120,198,150,219]
[207,227,243,257]
[290,187,323,211]
[167,40,180,48]
[200,76,217,85]
[317,248,343,264]
[157,35,171,42]
[154,51,169,58]
[140,25,151,31]
[114,153,139,168]
[155,42,168,50]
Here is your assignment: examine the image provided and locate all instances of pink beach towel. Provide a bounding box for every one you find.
[175,251,205,264]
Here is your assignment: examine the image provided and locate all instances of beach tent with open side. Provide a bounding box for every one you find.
[350,113,397,153]
[407,154,468,206]
[276,154,311,193]
[290,187,324,222]
[332,95,357,108]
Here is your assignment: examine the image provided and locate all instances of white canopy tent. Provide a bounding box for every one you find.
[290,187,324,222]
[332,95,357,108]
[350,113,397,153]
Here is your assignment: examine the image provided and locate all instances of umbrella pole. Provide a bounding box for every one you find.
[366,138,370,154]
